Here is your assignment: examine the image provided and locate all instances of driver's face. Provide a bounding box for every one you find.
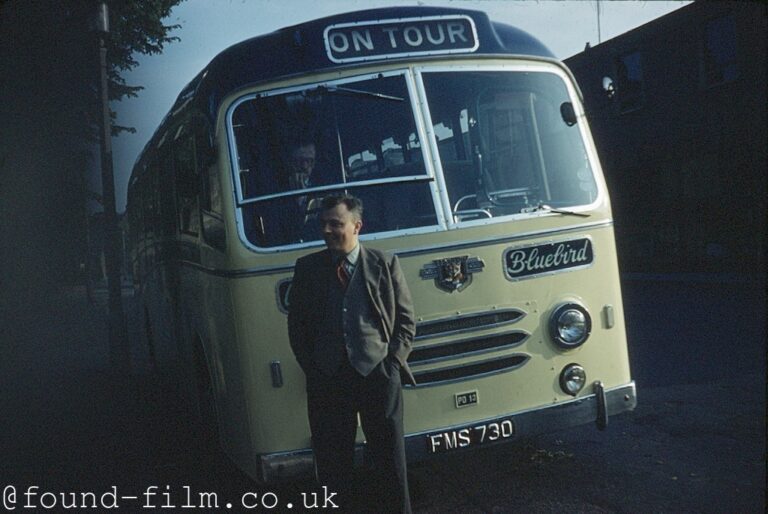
[289,144,315,188]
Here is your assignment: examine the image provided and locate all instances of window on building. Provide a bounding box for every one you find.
[702,14,738,87]
[615,51,644,112]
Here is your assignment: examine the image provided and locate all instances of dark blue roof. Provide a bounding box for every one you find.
[186,7,551,115]
[137,7,553,172]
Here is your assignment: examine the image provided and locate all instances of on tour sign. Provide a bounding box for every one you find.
[323,15,479,64]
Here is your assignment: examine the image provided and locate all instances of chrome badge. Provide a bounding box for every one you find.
[420,256,484,292]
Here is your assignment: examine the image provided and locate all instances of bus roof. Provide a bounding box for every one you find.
[133,7,553,175]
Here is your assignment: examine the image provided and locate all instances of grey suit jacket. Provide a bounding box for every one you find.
[288,246,416,385]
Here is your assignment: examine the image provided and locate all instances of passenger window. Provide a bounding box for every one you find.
[175,135,200,236]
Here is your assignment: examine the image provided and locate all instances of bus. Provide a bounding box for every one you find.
[126,6,636,483]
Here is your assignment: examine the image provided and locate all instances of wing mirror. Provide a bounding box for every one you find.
[560,102,577,127]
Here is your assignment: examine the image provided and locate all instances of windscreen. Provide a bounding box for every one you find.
[230,72,437,248]
[421,70,598,222]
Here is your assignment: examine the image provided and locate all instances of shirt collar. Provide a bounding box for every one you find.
[345,243,361,266]
[330,243,360,265]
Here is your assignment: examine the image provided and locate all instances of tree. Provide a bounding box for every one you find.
[0,0,185,311]
[104,0,184,134]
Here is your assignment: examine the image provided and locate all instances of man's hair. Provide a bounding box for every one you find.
[321,194,364,221]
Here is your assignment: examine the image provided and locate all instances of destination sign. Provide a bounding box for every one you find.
[324,15,479,64]
[503,238,594,281]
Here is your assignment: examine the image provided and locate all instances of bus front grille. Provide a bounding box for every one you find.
[416,309,525,340]
[411,355,530,386]
[410,331,528,365]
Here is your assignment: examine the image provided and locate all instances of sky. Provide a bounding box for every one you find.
[111,0,691,212]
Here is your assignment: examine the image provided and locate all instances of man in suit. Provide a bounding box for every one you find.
[288,194,415,513]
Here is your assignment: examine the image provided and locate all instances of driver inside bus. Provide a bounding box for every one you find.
[287,140,316,191]
[284,139,324,242]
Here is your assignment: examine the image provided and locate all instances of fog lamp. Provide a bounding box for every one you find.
[549,303,592,349]
[560,364,586,396]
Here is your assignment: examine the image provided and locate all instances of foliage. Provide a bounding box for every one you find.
[104,0,185,134]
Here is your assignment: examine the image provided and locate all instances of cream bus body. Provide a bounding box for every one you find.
[127,7,635,482]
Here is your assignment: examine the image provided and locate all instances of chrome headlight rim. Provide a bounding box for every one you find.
[549,302,592,349]
[559,363,587,396]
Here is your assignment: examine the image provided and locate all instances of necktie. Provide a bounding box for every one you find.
[336,259,350,289]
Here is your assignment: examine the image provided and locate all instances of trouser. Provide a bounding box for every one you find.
[306,356,411,514]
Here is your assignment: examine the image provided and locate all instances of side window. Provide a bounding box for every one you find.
[615,50,644,113]
[196,126,226,251]
[174,134,200,236]
[203,161,222,214]
[142,168,156,240]
[198,127,221,214]
[158,150,177,237]
[701,14,738,87]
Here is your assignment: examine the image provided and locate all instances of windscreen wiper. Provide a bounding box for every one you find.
[521,203,590,218]
[314,85,404,102]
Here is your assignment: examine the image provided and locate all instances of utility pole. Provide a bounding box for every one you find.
[596,0,602,44]
[96,2,130,373]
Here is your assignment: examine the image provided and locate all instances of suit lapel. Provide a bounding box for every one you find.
[360,246,383,297]
[360,247,393,341]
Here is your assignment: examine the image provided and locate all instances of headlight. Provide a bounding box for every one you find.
[549,303,592,349]
[559,364,587,396]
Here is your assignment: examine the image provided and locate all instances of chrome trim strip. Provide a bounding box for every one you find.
[177,221,613,278]
[406,67,449,229]
[180,259,294,277]
[397,220,612,257]
[413,68,454,227]
[409,353,531,388]
[274,277,293,314]
[416,308,526,341]
[237,175,434,206]
[410,330,530,366]
[258,449,314,483]
[232,222,446,256]
[255,381,636,483]
[407,381,636,440]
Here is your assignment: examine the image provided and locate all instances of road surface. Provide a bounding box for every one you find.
[1,276,764,512]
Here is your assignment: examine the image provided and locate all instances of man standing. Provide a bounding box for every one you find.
[288,194,415,513]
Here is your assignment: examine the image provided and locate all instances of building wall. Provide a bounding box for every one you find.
[565,1,766,273]
[0,1,97,303]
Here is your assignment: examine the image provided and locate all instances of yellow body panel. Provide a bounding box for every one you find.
[212,218,629,458]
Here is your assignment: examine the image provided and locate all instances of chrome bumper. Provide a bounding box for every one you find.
[257,381,637,483]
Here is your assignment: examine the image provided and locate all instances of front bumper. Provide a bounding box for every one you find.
[256,380,637,483]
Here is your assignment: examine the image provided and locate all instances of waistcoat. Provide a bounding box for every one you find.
[313,257,388,376]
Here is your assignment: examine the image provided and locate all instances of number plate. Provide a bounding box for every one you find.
[426,418,515,454]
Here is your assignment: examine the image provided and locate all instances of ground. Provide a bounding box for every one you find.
[0,276,764,512]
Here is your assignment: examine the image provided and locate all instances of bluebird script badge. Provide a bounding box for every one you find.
[503,238,594,281]
[324,15,479,64]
